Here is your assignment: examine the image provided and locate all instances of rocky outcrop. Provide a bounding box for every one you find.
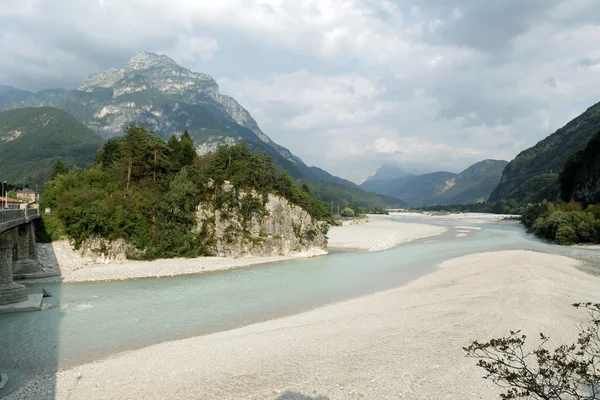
[76,237,141,264]
[196,186,328,258]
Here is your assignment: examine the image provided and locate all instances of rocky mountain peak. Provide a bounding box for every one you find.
[79,50,216,93]
[125,50,178,70]
[365,163,413,182]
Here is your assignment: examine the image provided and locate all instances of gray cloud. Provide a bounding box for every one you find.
[545,77,558,88]
[579,57,600,68]
[0,0,599,183]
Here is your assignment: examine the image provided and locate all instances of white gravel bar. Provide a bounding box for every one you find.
[327,214,447,251]
[8,250,598,399]
[33,246,327,283]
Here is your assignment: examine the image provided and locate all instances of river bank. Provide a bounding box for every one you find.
[30,215,445,283]
[8,249,598,400]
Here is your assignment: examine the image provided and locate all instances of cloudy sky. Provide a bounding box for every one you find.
[1,0,599,183]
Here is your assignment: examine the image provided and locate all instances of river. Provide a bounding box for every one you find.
[0,214,599,396]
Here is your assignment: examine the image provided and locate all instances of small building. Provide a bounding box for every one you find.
[0,197,23,210]
[15,188,37,203]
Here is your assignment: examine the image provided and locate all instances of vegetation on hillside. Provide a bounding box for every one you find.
[490,101,600,202]
[41,124,332,259]
[0,107,104,184]
[513,131,600,245]
[300,179,408,210]
[521,201,600,245]
[418,199,525,215]
[560,131,600,204]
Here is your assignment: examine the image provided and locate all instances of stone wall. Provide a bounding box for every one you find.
[196,188,328,258]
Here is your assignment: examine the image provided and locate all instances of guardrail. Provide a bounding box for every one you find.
[0,210,25,224]
[0,207,40,233]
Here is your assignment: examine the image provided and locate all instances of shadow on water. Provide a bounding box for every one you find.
[0,237,61,400]
[276,392,330,400]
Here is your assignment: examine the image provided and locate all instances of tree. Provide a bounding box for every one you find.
[340,207,355,218]
[96,138,122,168]
[464,302,600,399]
[120,124,153,190]
[50,160,69,180]
[180,130,197,167]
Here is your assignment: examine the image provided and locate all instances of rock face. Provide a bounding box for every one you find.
[75,237,141,264]
[196,189,328,258]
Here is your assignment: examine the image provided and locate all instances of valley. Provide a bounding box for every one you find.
[1,3,600,398]
[2,214,600,399]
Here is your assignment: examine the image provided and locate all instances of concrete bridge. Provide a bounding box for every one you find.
[0,208,45,307]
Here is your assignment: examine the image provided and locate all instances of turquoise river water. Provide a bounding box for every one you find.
[0,215,599,396]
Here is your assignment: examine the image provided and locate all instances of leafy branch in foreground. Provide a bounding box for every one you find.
[464,303,600,399]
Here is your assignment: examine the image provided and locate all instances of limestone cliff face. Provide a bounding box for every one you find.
[76,237,142,264]
[196,187,328,258]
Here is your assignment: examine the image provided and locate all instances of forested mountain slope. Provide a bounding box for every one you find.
[0,107,104,183]
[490,101,600,202]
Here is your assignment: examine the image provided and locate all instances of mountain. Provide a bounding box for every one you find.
[360,159,507,206]
[301,179,408,209]
[0,85,67,105]
[364,164,413,181]
[489,101,600,203]
[0,107,104,183]
[360,164,415,194]
[0,51,396,205]
[432,159,508,204]
[559,130,600,204]
[388,171,458,206]
[0,52,312,177]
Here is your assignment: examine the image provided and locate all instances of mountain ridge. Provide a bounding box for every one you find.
[489,101,600,203]
[360,159,507,206]
[0,107,104,183]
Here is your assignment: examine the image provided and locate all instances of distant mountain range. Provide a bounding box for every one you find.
[0,107,104,183]
[489,101,600,203]
[0,51,408,209]
[360,160,508,206]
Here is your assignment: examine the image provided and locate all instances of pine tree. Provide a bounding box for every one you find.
[50,160,69,180]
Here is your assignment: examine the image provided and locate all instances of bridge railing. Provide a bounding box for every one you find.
[0,207,39,225]
[25,207,39,219]
[0,210,26,224]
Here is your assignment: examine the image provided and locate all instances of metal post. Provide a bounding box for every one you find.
[3,181,6,210]
[1,181,4,211]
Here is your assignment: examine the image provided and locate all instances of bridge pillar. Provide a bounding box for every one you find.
[12,223,42,275]
[0,239,28,306]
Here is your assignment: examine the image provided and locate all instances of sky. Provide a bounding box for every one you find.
[1,0,599,183]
